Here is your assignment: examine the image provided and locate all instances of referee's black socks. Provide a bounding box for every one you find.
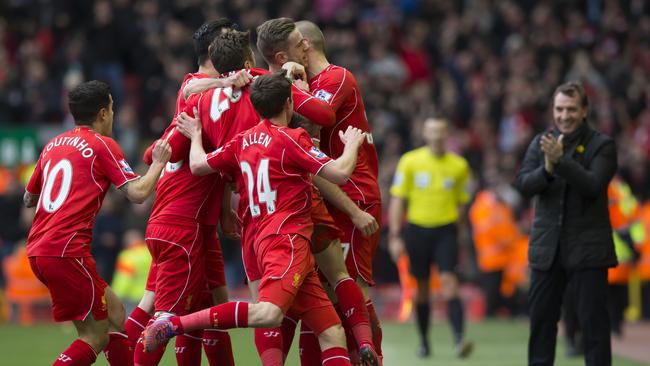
[415,302,430,345]
[448,297,464,344]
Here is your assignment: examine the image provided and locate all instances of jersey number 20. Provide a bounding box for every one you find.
[240,159,277,217]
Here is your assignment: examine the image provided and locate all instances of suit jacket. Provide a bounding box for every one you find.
[514,122,618,270]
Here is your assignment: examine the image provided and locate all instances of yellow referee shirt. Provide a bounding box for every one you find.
[390,147,470,228]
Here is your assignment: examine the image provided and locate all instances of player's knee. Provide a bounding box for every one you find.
[318,323,346,349]
[82,331,109,353]
[440,273,459,299]
[109,301,126,326]
[255,302,284,327]
[211,286,229,305]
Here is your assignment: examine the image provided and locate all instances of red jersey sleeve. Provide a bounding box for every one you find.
[26,157,43,194]
[312,67,353,113]
[291,84,336,127]
[205,137,240,175]
[96,136,140,188]
[282,128,333,175]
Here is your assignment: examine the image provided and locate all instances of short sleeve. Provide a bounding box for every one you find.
[455,159,471,205]
[283,129,333,175]
[205,136,239,175]
[25,158,43,195]
[312,67,353,112]
[96,136,140,188]
[390,155,412,198]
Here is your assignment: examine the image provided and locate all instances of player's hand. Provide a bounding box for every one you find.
[226,70,253,89]
[282,61,307,82]
[220,209,241,240]
[388,235,405,263]
[351,209,379,237]
[293,79,309,92]
[152,139,172,165]
[176,108,202,140]
[339,126,366,148]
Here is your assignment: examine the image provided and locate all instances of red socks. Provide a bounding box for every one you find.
[203,329,234,366]
[321,347,351,365]
[366,301,383,357]
[281,315,298,358]
[255,328,284,366]
[178,301,248,332]
[334,278,373,347]
[53,339,97,366]
[174,331,202,366]
[104,332,133,366]
[125,306,152,350]
[299,323,322,366]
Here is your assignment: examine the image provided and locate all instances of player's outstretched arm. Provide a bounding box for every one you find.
[182,70,253,99]
[312,175,378,237]
[318,126,365,184]
[120,140,171,203]
[175,110,213,176]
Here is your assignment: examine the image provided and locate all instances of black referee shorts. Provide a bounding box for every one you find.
[404,222,458,279]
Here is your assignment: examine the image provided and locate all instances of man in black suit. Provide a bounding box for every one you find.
[515,81,617,366]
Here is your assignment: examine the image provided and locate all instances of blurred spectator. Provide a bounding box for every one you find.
[92,191,125,284]
[111,229,150,315]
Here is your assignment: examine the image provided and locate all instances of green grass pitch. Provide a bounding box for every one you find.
[0,320,643,365]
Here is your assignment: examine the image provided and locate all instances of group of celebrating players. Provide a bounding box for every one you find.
[24,16,383,366]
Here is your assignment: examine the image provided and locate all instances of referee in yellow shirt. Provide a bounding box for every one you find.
[389,117,473,358]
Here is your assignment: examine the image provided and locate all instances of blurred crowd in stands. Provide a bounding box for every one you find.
[1,0,650,319]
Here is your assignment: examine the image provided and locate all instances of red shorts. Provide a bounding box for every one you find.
[146,223,206,315]
[310,190,343,254]
[203,225,226,289]
[29,256,108,322]
[325,201,382,286]
[257,234,340,335]
[241,215,262,282]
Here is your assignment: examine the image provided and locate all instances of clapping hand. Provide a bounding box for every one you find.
[540,133,564,173]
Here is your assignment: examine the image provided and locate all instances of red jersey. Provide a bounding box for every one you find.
[309,64,380,204]
[26,126,139,257]
[147,72,228,226]
[249,68,336,128]
[205,119,333,244]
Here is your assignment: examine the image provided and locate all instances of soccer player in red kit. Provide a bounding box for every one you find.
[296,20,384,360]
[144,71,370,366]
[131,24,254,366]
[252,18,381,365]
[24,80,171,366]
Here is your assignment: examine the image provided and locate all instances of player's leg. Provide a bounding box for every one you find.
[29,256,110,366]
[297,273,355,366]
[136,223,206,365]
[197,226,234,366]
[329,201,384,360]
[403,223,433,358]
[125,289,155,350]
[103,286,134,365]
[142,234,309,353]
[314,238,375,355]
[437,224,473,358]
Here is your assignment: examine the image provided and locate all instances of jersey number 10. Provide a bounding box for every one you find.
[240,159,277,217]
[40,159,73,213]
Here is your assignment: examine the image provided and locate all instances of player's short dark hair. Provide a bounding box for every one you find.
[256,18,295,65]
[209,30,253,74]
[553,81,589,109]
[250,71,292,119]
[193,18,235,66]
[68,80,111,125]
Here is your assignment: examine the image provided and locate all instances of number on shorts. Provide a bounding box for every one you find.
[341,242,351,259]
[41,159,73,213]
[240,159,277,217]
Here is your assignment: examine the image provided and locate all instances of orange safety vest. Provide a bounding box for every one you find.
[607,177,638,284]
[470,190,518,272]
